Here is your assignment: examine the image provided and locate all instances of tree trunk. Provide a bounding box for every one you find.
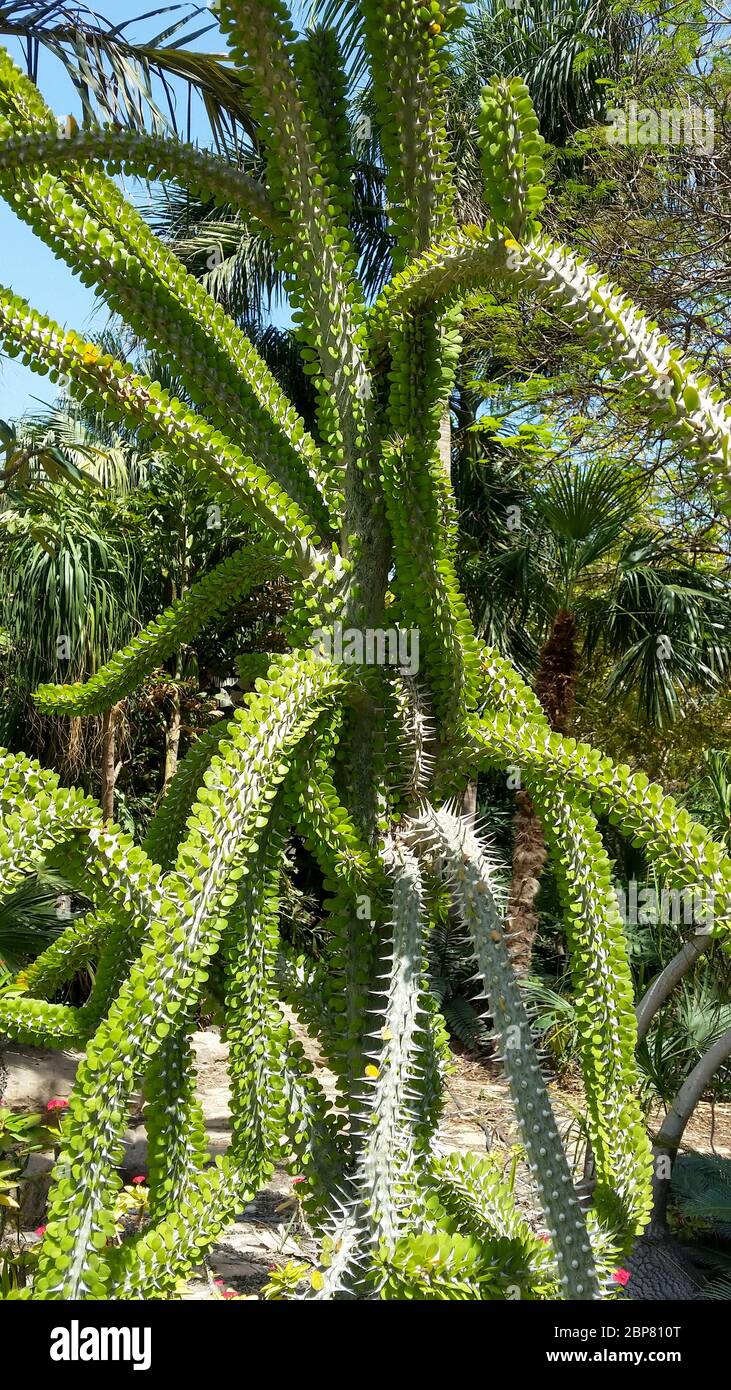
[163,666,183,792]
[100,703,122,822]
[506,789,548,973]
[162,515,189,795]
[621,1027,731,1300]
[461,779,477,826]
[507,610,579,973]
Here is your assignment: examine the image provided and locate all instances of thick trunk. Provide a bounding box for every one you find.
[507,610,578,973]
[461,779,477,825]
[340,431,391,847]
[506,789,548,973]
[100,703,122,822]
[533,609,579,735]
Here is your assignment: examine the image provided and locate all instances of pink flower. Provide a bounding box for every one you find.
[613,1268,631,1286]
[292,1176,306,1186]
[131,1175,146,1185]
[46,1097,69,1112]
[34,1225,47,1238]
[538,1233,550,1244]
[221,1289,237,1300]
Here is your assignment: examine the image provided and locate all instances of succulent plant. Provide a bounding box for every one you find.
[0,2,729,1300]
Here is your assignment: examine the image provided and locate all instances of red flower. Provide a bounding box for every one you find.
[221,1289,237,1300]
[612,1268,631,1286]
[46,1097,69,1112]
[131,1175,147,1185]
[34,1225,47,1238]
[292,1176,306,1186]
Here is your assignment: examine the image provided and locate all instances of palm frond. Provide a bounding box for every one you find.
[671,1154,731,1228]
[582,530,731,726]
[0,871,80,974]
[697,752,731,846]
[536,461,640,543]
[9,409,148,493]
[698,1276,731,1300]
[455,0,642,144]
[0,485,142,690]
[0,2,256,146]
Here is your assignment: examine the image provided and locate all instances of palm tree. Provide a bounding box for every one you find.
[448,0,641,146]
[0,457,142,814]
[458,456,731,970]
[1,367,292,810]
[0,2,258,145]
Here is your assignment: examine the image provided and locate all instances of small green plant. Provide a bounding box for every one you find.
[0,1103,55,1294]
[0,1105,51,1216]
[112,1179,150,1242]
[261,1258,311,1300]
[0,1243,38,1295]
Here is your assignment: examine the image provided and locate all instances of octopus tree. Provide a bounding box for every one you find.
[0,1,729,1301]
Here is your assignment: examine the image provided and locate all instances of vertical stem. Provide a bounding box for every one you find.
[163,502,189,794]
[100,703,121,822]
[649,1026,731,1233]
[461,780,478,825]
[163,659,183,792]
[438,408,451,475]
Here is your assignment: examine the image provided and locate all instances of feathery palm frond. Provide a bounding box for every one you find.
[8,409,149,494]
[0,2,256,146]
[671,1155,731,1232]
[694,752,731,847]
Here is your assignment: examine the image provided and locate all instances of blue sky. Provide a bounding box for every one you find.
[0,1,258,420]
